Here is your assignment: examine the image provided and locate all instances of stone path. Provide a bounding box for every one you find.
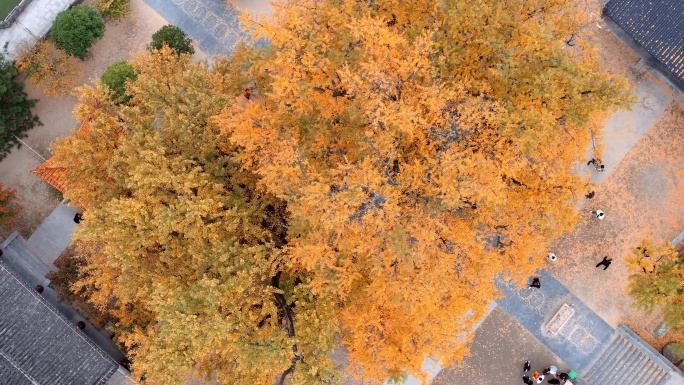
[497,271,614,379]
[142,0,248,56]
[27,202,79,269]
[584,77,674,185]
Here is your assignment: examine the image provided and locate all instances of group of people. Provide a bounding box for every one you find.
[522,361,572,384]
[587,156,606,220]
[526,157,615,289]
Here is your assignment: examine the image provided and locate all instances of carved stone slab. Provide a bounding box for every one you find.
[548,303,575,335]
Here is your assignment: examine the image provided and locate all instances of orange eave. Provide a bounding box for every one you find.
[31,119,93,195]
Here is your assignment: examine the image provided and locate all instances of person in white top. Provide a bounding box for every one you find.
[590,209,605,220]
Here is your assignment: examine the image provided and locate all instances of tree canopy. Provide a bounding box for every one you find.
[100,60,137,104]
[0,182,22,225]
[54,0,632,383]
[217,0,631,381]
[54,48,338,385]
[627,240,684,339]
[51,5,105,59]
[149,25,195,55]
[0,51,41,159]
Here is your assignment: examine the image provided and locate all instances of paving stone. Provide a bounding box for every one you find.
[580,336,600,354]
[496,270,614,372]
[570,327,589,345]
[0,0,78,59]
[212,22,228,39]
[204,14,219,30]
[222,33,240,49]
[27,203,78,266]
[144,0,249,57]
[194,4,208,20]
[182,0,198,13]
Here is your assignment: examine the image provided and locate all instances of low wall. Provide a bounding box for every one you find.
[0,0,79,59]
[0,0,33,29]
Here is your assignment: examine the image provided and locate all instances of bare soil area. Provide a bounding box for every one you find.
[0,0,167,239]
[551,102,684,350]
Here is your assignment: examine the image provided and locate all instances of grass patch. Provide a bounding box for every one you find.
[0,0,22,20]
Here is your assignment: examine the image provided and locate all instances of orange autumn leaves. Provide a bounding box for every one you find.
[218,0,629,381]
[53,0,631,383]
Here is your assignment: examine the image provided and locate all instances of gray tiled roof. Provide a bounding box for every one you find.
[0,261,117,385]
[604,0,684,81]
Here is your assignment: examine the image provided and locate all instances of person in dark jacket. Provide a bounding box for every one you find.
[596,256,612,270]
[530,277,541,288]
[523,360,531,372]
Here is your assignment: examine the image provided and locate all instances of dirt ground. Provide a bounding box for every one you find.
[0,0,167,239]
[550,101,684,350]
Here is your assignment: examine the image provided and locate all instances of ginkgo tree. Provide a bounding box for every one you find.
[53,48,339,385]
[217,0,631,382]
[54,0,632,383]
[627,240,684,343]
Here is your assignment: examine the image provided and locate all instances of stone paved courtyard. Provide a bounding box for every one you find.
[551,99,684,346]
[143,0,249,56]
[497,271,614,374]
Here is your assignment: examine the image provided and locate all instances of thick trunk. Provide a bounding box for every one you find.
[272,272,304,385]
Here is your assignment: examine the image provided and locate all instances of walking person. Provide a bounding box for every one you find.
[588,158,605,172]
[585,191,595,199]
[523,360,531,372]
[530,277,541,289]
[543,365,557,376]
[73,212,83,224]
[596,256,612,270]
[590,209,605,220]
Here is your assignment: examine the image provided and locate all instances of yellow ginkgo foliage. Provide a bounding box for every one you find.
[217,0,632,382]
[54,48,340,385]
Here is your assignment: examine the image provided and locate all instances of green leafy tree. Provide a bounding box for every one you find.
[149,25,194,55]
[100,60,137,103]
[51,5,105,59]
[0,51,41,159]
